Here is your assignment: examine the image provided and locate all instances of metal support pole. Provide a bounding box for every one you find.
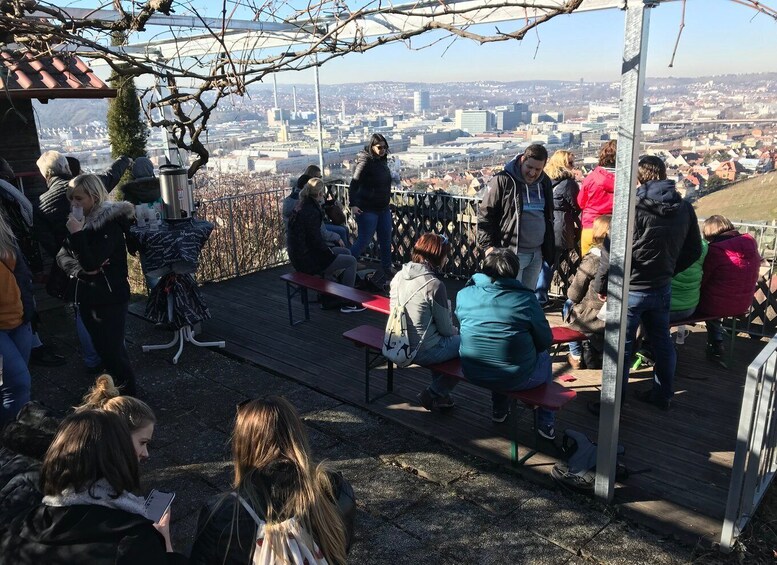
[313,55,325,173]
[594,0,653,502]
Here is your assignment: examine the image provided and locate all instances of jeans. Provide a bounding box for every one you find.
[75,306,102,369]
[669,307,695,323]
[325,224,349,246]
[535,261,552,304]
[413,335,461,398]
[562,299,583,357]
[624,285,675,401]
[0,322,32,425]
[80,302,136,396]
[493,351,554,427]
[707,320,724,343]
[323,248,357,287]
[517,249,543,291]
[350,208,393,270]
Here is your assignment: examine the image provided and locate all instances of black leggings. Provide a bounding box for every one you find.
[80,301,136,396]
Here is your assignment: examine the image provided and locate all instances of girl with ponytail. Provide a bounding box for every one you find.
[78,374,156,463]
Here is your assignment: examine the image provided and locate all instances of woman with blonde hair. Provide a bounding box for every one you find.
[190,396,354,564]
[57,174,137,394]
[536,150,580,305]
[0,210,34,424]
[78,374,157,463]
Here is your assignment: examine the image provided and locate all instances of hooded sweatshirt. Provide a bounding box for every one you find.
[593,179,702,294]
[503,157,546,252]
[388,262,455,353]
[577,166,615,228]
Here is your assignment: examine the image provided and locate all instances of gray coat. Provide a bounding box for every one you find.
[566,247,605,336]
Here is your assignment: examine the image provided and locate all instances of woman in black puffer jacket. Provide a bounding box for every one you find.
[57,174,137,395]
[536,150,580,303]
[288,180,358,298]
[348,133,394,276]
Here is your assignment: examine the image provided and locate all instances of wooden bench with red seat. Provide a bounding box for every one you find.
[342,324,577,465]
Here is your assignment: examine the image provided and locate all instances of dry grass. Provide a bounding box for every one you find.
[694,172,777,223]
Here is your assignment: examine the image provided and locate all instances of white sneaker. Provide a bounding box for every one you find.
[340,304,366,313]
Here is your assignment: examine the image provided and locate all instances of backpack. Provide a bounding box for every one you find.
[550,429,627,493]
[382,277,436,368]
[235,494,328,565]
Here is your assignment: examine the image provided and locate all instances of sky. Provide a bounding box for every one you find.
[63,0,777,84]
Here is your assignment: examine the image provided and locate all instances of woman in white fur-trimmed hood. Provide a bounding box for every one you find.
[0,410,187,564]
[56,174,138,395]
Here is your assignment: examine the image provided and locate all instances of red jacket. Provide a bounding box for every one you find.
[577,166,615,228]
[697,230,760,318]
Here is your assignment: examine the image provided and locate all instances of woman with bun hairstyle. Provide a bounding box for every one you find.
[78,374,156,463]
[0,410,186,564]
[190,396,354,565]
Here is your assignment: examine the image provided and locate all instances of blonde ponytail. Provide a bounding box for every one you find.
[76,374,156,432]
[78,374,121,410]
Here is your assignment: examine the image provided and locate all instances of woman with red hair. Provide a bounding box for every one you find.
[387,233,459,411]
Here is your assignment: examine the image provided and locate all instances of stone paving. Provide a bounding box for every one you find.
[28,305,724,563]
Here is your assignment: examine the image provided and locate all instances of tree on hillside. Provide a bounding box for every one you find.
[705,175,727,194]
[107,32,147,161]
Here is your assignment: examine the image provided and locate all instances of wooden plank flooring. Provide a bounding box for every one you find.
[189,265,766,546]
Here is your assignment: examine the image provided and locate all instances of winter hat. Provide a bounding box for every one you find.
[132,156,155,179]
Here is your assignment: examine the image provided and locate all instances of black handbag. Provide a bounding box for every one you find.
[45,263,73,302]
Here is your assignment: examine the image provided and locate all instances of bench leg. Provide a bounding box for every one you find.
[364,348,393,404]
[286,283,310,326]
[727,317,737,366]
[510,400,538,466]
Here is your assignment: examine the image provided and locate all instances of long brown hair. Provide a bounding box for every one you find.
[77,374,156,432]
[0,210,16,263]
[40,410,140,497]
[232,397,346,564]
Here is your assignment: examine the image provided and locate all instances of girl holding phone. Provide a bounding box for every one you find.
[0,410,186,563]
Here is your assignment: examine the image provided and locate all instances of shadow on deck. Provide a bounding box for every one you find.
[193,265,765,547]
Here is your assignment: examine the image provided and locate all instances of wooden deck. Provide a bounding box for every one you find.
[191,265,766,547]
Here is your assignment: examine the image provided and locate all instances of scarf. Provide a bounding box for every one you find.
[43,478,148,519]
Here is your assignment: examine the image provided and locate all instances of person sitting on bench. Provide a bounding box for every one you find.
[456,248,556,439]
[564,214,610,370]
[695,215,761,366]
[389,233,460,412]
[287,179,364,314]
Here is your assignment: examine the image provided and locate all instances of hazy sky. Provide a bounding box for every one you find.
[73,0,776,84]
[284,0,777,84]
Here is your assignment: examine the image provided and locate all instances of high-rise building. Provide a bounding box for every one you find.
[495,103,530,130]
[455,109,493,133]
[413,90,431,113]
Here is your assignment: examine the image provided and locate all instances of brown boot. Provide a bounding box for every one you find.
[567,353,584,370]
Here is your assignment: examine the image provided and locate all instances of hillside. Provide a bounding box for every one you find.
[694,172,777,223]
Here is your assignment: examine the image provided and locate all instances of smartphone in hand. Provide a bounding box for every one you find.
[71,205,84,221]
[145,489,175,523]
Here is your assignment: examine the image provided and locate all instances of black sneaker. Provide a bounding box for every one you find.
[537,424,556,440]
[706,341,728,369]
[29,346,66,367]
[634,389,671,410]
[492,410,509,423]
[417,389,455,411]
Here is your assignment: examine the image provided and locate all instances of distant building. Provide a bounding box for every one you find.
[714,160,746,182]
[495,103,529,131]
[455,109,493,133]
[413,91,431,113]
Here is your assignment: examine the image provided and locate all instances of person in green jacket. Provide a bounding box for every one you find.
[456,249,556,439]
[670,239,709,321]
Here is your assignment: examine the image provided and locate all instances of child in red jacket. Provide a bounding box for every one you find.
[696,215,761,366]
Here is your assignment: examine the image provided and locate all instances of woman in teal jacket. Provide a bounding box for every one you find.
[456,249,556,439]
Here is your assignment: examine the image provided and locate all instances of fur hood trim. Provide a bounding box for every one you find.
[43,478,147,519]
[84,201,135,231]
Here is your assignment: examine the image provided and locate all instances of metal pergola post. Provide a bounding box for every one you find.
[313,54,325,173]
[594,0,654,502]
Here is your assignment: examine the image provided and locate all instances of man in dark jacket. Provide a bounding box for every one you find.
[593,156,702,411]
[477,144,555,290]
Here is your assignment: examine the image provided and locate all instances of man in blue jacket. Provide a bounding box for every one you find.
[456,249,556,439]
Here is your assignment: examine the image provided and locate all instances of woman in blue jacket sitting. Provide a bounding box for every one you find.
[456,248,556,439]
